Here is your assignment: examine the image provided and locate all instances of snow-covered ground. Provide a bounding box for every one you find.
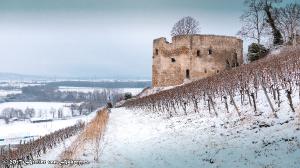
[94,107,300,168]
[0,102,78,119]
[58,87,143,96]
[12,88,300,168]
[26,134,80,168]
[82,88,300,168]
[0,102,74,112]
[0,109,97,146]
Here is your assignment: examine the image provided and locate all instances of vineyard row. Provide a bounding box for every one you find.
[0,122,85,168]
[123,46,300,118]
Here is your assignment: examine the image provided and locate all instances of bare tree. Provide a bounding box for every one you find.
[239,0,267,44]
[171,16,200,37]
[49,107,56,119]
[276,3,300,45]
[58,108,63,118]
[261,0,284,45]
[239,0,285,45]
[25,107,35,118]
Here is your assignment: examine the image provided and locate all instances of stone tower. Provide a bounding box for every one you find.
[152,34,243,87]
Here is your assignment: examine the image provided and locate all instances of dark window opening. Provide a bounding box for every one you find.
[155,49,159,55]
[197,50,200,57]
[217,70,220,73]
[208,49,212,55]
[204,69,207,73]
[171,58,176,62]
[186,69,190,79]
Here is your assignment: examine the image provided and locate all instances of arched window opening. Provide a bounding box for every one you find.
[155,49,159,55]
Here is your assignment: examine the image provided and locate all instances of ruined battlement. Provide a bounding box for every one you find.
[152,34,243,87]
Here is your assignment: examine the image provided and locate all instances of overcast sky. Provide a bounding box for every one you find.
[0,0,275,79]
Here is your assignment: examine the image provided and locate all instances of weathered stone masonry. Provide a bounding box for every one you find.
[152,35,243,87]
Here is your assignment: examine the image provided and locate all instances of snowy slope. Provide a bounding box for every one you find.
[95,107,300,168]
[91,88,300,168]
[16,88,300,168]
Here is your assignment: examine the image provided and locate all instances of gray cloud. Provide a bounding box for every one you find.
[0,0,253,79]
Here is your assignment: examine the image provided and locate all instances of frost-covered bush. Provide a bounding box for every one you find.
[247,43,269,62]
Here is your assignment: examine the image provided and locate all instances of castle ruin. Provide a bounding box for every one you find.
[152,35,243,87]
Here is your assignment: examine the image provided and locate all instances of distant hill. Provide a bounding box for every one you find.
[0,72,45,80]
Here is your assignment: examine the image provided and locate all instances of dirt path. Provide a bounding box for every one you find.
[58,108,109,167]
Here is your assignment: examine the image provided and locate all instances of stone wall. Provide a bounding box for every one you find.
[152,35,243,87]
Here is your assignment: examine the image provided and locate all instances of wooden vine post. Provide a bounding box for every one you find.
[262,85,277,118]
[229,93,241,117]
[286,90,295,112]
[223,96,229,113]
[208,96,218,117]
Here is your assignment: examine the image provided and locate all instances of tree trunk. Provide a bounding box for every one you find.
[293,29,297,46]
[264,4,283,45]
